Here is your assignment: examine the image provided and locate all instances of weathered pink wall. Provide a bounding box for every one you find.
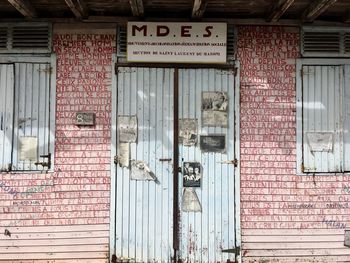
[238,26,350,262]
[0,24,115,262]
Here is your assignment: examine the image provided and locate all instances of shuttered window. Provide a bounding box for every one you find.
[299,64,350,173]
[0,62,52,172]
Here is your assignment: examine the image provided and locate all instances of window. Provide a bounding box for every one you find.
[297,61,350,173]
[0,61,54,172]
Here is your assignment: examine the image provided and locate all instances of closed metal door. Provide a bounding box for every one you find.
[114,67,237,263]
[178,68,236,263]
[115,67,175,262]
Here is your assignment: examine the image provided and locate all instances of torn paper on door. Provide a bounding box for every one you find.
[19,137,38,161]
[182,188,202,212]
[118,143,130,168]
[306,132,333,152]
[130,160,157,181]
[179,119,198,146]
[202,91,228,127]
[118,115,138,143]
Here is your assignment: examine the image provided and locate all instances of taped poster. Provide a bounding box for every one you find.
[182,188,202,212]
[179,119,198,146]
[306,132,333,152]
[130,160,157,181]
[183,162,201,187]
[19,137,37,161]
[202,91,228,127]
[118,115,138,143]
[118,143,130,168]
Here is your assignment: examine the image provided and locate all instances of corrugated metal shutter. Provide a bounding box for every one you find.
[178,68,236,262]
[302,65,343,172]
[115,67,174,262]
[0,64,14,171]
[11,63,51,171]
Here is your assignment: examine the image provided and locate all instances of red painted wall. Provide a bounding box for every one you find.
[0,24,115,262]
[238,26,350,262]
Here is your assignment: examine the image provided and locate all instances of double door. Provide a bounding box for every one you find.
[114,67,238,262]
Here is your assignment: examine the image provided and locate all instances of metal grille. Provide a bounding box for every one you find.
[117,25,127,57]
[0,28,7,49]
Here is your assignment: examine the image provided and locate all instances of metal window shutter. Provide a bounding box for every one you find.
[0,64,14,171]
[12,63,51,171]
[302,65,343,172]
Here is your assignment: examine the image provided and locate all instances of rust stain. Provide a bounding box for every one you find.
[187,224,198,255]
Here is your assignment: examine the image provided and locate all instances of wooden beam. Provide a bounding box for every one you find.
[267,0,295,22]
[7,0,37,18]
[129,0,144,17]
[302,0,338,22]
[64,0,88,19]
[192,0,207,18]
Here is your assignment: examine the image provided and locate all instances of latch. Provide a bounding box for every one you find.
[34,153,51,169]
[217,159,238,167]
[0,112,3,131]
[114,155,119,164]
[222,246,240,255]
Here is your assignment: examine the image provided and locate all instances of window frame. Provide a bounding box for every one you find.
[0,54,56,173]
[296,58,350,175]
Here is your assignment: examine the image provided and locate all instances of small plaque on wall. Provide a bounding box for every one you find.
[76,112,95,126]
[200,134,226,153]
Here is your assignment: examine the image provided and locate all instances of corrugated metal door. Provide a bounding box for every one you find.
[178,68,236,262]
[115,67,237,262]
[115,67,175,262]
[0,64,14,171]
[302,65,343,172]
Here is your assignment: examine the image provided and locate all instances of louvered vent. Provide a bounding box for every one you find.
[303,31,340,53]
[12,26,49,49]
[227,25,235,61]
[345,33,350,54]
[117,25,127,57]
[302,27,350,57]
[0,23,51,53]
[0,28,7,49]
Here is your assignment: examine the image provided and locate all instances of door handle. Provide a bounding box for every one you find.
[0,112,3,131]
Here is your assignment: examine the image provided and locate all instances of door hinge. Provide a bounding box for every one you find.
[114,155,119,164]
[222,246,240,255]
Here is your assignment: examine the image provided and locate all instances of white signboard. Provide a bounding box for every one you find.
[127,22,227,63]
